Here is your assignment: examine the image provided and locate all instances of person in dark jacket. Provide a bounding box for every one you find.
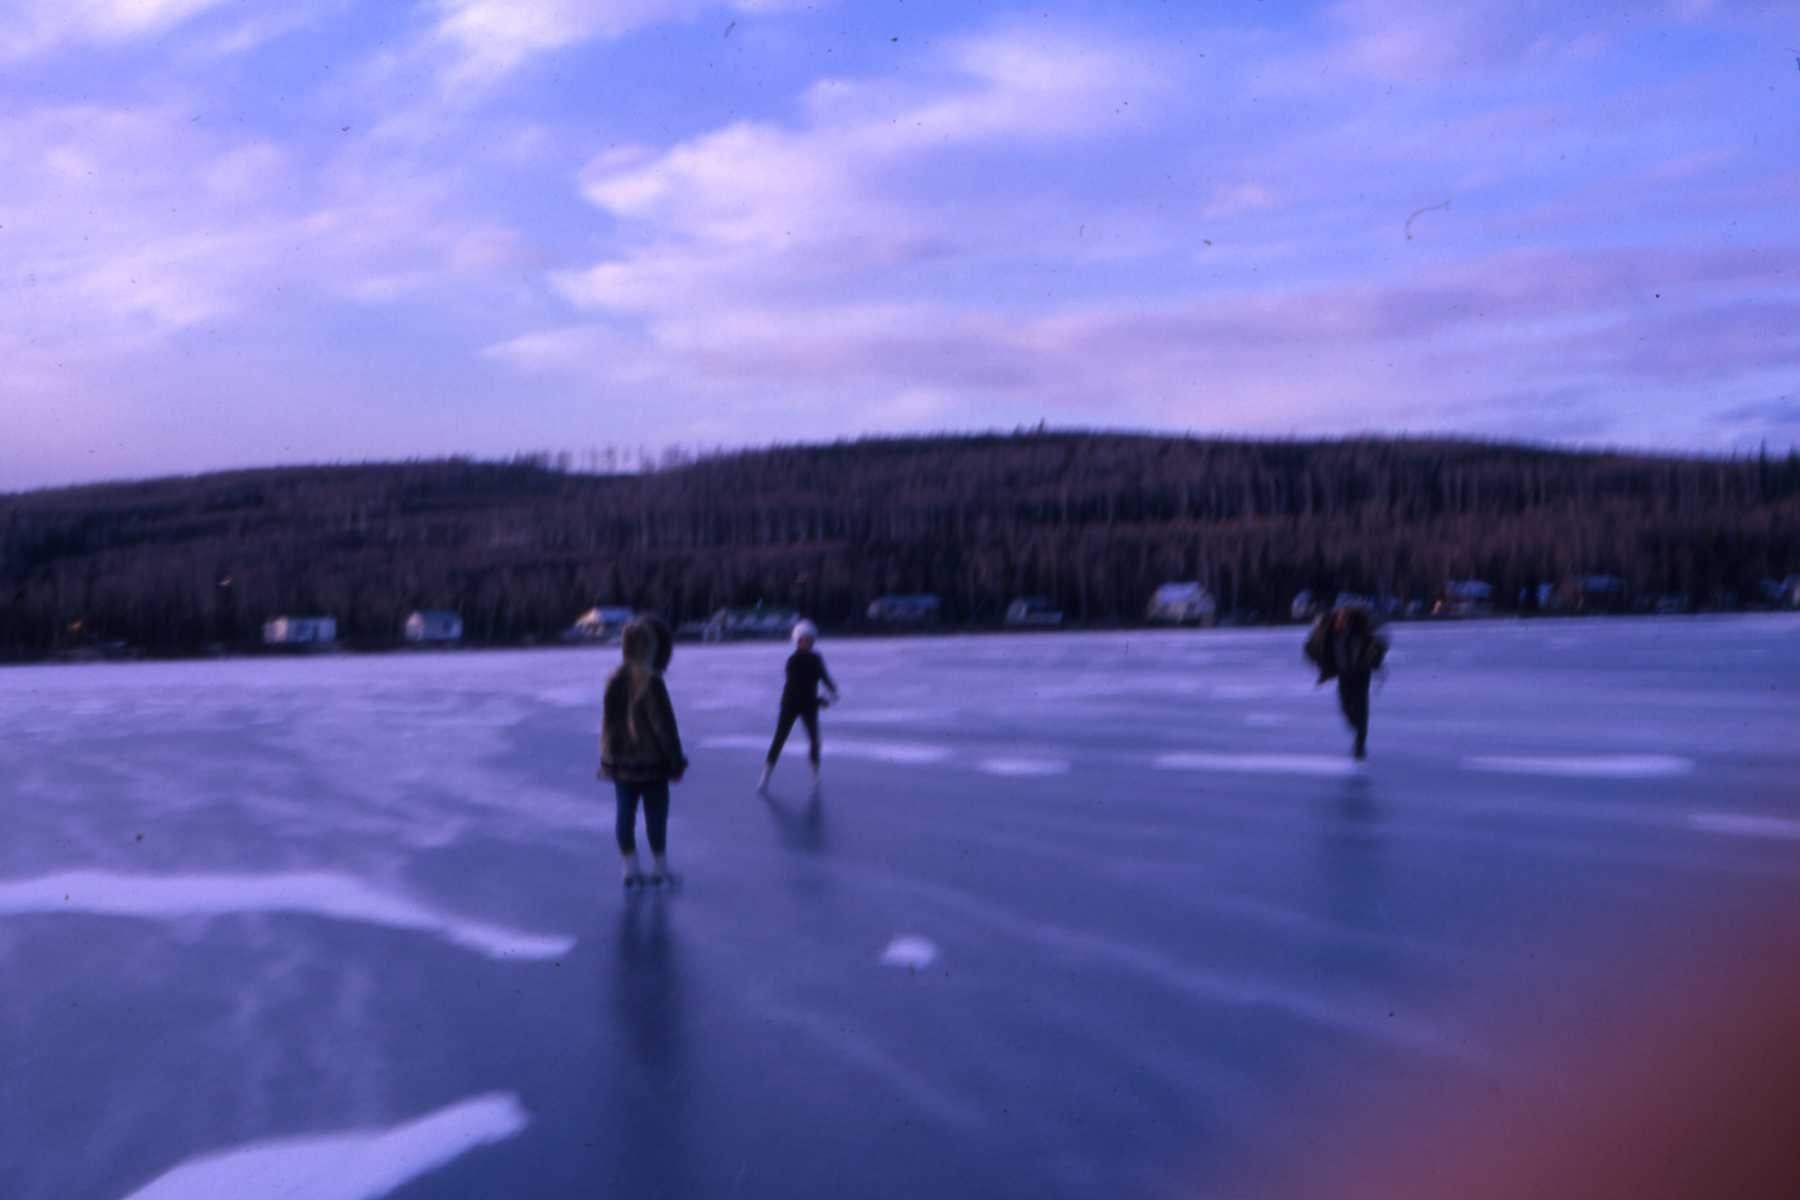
[600,616,688,886]
[1304,603,1389,759]
[758,619,839,794]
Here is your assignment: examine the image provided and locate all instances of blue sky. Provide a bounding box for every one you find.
[2,0,1796,489]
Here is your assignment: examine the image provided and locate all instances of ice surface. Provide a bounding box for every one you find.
[120,1093,527,1200]
[1,618,1796,1200]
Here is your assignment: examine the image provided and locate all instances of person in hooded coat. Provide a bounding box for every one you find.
[599,616,688,886]
[1304,603,1389,759]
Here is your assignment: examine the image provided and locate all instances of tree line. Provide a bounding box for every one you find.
[3,432,1797,660]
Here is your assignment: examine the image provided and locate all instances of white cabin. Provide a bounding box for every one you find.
[1436,580,1495,617]
[569,606,635,642]
[403,610,463,643]
[1146,582,1217,626]
[263,615,337,646]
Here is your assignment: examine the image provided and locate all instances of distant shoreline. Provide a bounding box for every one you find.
[9,609,1794,672]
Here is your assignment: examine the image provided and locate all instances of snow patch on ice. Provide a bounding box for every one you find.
[830,707,945,726]
[1689,812,1800,841]
[977,757,1071,777]
[700,734,773,751]
[1462,754,1695,779]
[121,1092,528,1200]
[880,935,939,969]
[1212,683,1314,700]
[830,739,954,765]
[0,871,573,961]
[704,735,951,765]
[1153,753,1362,778]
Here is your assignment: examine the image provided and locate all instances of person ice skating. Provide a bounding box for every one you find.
[758,619,838,795]
[1304,603,1389,759]
[600,615,688,888]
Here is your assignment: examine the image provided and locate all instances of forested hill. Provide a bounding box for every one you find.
[3,432,1798,660]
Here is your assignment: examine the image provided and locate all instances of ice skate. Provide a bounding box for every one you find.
[621,850,645,889]
[756,763,773,796]
[648,853,681,888]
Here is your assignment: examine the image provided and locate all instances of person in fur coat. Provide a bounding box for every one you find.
[1304,603,1389,759]
[600,616,688,886]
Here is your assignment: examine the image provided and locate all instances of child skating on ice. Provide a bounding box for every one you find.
[758,619,838,795]
[600,616,688,887]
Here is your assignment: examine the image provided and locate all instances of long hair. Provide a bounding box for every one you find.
[617,618,662,738]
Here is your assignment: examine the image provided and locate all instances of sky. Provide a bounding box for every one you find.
[2,0,1797,490]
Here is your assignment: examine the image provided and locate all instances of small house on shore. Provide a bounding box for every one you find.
[1004,596,1063,628]
[1435,580,1495,618]
[263,615,337,646]
[567,606,635,643]
[866,594,942,626]
[1146,582,1217,626]
[702,606,799,642]
[403,610,463,643]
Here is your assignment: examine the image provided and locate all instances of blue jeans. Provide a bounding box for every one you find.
[614,780,670,855]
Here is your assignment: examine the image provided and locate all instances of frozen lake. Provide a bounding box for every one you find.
[4,617,1798,1199]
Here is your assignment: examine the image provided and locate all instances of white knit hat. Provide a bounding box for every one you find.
[792,619,819,643]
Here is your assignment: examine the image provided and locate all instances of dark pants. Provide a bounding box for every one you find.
[615,780,670,855]
[1337,672,1371,752]
[766,700,821,766]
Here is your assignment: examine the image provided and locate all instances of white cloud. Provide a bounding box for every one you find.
[0,98,539,489]
[427,0,828,87]
[195,5,339,57]
[553,24,1169,321]
[0,0,234,58]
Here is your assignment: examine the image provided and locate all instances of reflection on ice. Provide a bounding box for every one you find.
[1154,752,1362,778]
[121,1092,528,1200]
[1462,754,1695,779]
[1689,812,1800,841]
[0,870,574,961]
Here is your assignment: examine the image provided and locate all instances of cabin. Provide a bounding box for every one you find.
[1434,580,1495,618]
[1004,596,1064,628]
[403,610,463,643]
[1572,575,1628,613]
[866,594,942,625]
[1146,582,1217,626]
[567,606,635,642]
[702,606,799,642]
[262,615,337,646]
